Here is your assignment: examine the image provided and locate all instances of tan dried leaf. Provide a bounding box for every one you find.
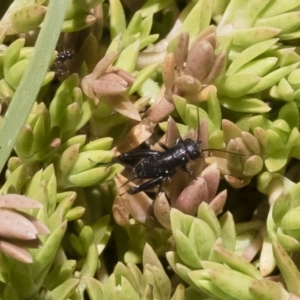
[144,94,175,123]
[113,174,156,227]
[81,52,135,101]
[174,177,208,215]
[81,75,96,99]
[91,51,119,80]
[174,31,189,76]
[209,190,227,215]
[242,232,263,262]
[196,25,217,44]
[205,156,230,174]
[242,131,262,154]
[175,75,202,98]
[225,175,251,188]
[161,117,181,148]
[0,209,38,240]
[22,213,50,235]
[153,193,171,229]
[185,40,215,82]
[110,68,135,85]
[0,194,42,209]
[0,240,33,263]
[91,75,128,96]
[201,164,220,200]
[205,50,227,83]
[116,118,155,153]
[162,53,176,101]
[103,95,141,121]
[113,195,130,226]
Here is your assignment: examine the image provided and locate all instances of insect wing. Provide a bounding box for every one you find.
[116,149,161,168]
[133,145,189,179]
[132,153,170,178]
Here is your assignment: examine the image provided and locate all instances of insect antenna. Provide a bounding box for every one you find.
[201,147,250,157]
[194,100,250,157]
[88,157,123,170]
[196,98,201,145]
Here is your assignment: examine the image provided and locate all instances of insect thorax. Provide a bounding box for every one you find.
[182,139,201,160]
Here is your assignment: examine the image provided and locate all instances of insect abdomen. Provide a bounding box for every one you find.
[133,146,190,178]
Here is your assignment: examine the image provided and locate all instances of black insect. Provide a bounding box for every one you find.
[51,49,74,77]
[56,49,74,62]
[106,99,248,195]
[112,137,202,194]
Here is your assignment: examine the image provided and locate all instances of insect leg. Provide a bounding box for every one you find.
[91,149,161,170]
[116,149,160,169]
[180,165,193,175]
[157,141,169,151]
[119,149,160,160]
[158,136,184,151]
[89,157,133,169]
[127,176,165,194]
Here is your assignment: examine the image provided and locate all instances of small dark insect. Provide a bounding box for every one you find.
[51,49,74,77]
[56,49,74,62]
[112,137,202,194]
[107,106,245,195]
